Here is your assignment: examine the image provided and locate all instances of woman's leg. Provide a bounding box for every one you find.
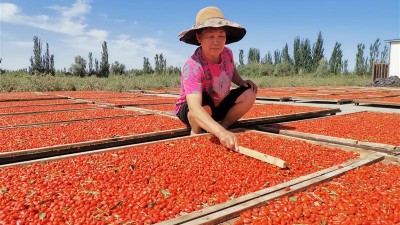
[220,89,256,128]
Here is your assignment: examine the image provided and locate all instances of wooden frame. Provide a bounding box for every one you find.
[257,124,400,155]
[2,129,395,225]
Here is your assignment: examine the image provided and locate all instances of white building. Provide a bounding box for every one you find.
[385,39,400,77]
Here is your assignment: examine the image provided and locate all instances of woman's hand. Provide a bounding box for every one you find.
[218,130,239,151]
[242,80,258,93]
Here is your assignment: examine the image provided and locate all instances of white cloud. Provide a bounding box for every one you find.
[0,1,187,70]
[52,0,90,19]
[10,41,32,48]
[0,0,94,37]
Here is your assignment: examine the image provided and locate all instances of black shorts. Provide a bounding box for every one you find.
[176,86,250,126]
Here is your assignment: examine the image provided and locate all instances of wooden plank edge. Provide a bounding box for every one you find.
[235,108,340,128]
[256,97,292,102]
[238,146,287,168]
[0,101,90,109]
[279,130,358,146]
[290,97,352,104]
[0,127,190,165]
[0,96,69,102]
[247,130,371,158]
[155,152,379,225]
[357,141,397,152]
[183,153,385,225]
[256,126,398,154]
[128,90,146,94]
[122,106,175,117]
[0,106,102,117]
[353,100,400,107]
[0,113,148,130]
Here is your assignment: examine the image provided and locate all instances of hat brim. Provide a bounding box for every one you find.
[179,18,246,46]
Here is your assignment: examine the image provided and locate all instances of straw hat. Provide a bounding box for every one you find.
[179,6,246,45]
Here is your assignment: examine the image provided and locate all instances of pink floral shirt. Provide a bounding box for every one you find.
[175,46,235,115]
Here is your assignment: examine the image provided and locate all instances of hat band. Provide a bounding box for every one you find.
[194,18,234,29]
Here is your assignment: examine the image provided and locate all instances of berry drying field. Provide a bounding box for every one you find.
[0,88,399,225]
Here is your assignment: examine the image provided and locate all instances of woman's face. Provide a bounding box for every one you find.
[196,28,226,61]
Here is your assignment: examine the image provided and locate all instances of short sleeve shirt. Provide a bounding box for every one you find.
[174,46,235,114]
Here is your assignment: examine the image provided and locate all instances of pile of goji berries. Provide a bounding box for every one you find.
[0,131,358,224]
[272,111,400,146]
[234,162,400,225]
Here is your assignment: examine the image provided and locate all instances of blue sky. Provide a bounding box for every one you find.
[1,0,399,71]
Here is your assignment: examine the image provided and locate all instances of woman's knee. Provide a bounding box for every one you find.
[237,89,256,103]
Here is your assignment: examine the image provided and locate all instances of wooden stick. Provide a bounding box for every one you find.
[238,146,287,168]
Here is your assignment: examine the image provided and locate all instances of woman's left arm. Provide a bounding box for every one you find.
[231,68,258,93]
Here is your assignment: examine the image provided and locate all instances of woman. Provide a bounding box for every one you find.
[175,6,257,151]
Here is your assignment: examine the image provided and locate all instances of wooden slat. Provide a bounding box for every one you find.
[234,108,340,128]
[353,99,400,107]
[238,146,287,168]
[259,127,358,145]
[0,106,100,117]
[291,97,353,104]
[256,96,292,102]
[0,127,190,165]
[0,114,148,130]
[0,96,69,102]
[257,125,399,155]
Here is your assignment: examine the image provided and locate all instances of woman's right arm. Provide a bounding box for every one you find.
[186,94,238,151]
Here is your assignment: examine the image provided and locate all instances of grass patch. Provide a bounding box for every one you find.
[0,72,371,92]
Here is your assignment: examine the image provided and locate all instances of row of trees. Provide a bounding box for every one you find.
[69,51,179,77]
[69,41,110,77]
[238,32,388,77]
[4,33,388,77]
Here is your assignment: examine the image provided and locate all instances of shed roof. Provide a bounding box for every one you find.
[385,39,400,43]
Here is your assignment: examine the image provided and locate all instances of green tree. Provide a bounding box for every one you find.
[342,59,349,75]
[154,54,160,73]
[160,53,166,73]
[88,52,94,75]
[329,42,343,75]
[281,43,292,65]
[111,61,126,75]
[368,38,380,73]
[143,57,153,74]
[239,49,244,66]
[95,58,99,75]
[293,37,301,73]
[273,50,281,65]
[99,41,110,77]
[50,55,55,75]
[247,48,260,64]
[30,36,43,74]
[315,58,329,76]
[273,62,292,76]
[154,53,166,74]
[0,58,4,75]
[380,45,388,63]
[69,56,87,77]
[166,66,181,75]
[43,43,50,75]
[300,38,312,73]
[354,43,367,76]
[312,32,324,72]
[265,51,273,64]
